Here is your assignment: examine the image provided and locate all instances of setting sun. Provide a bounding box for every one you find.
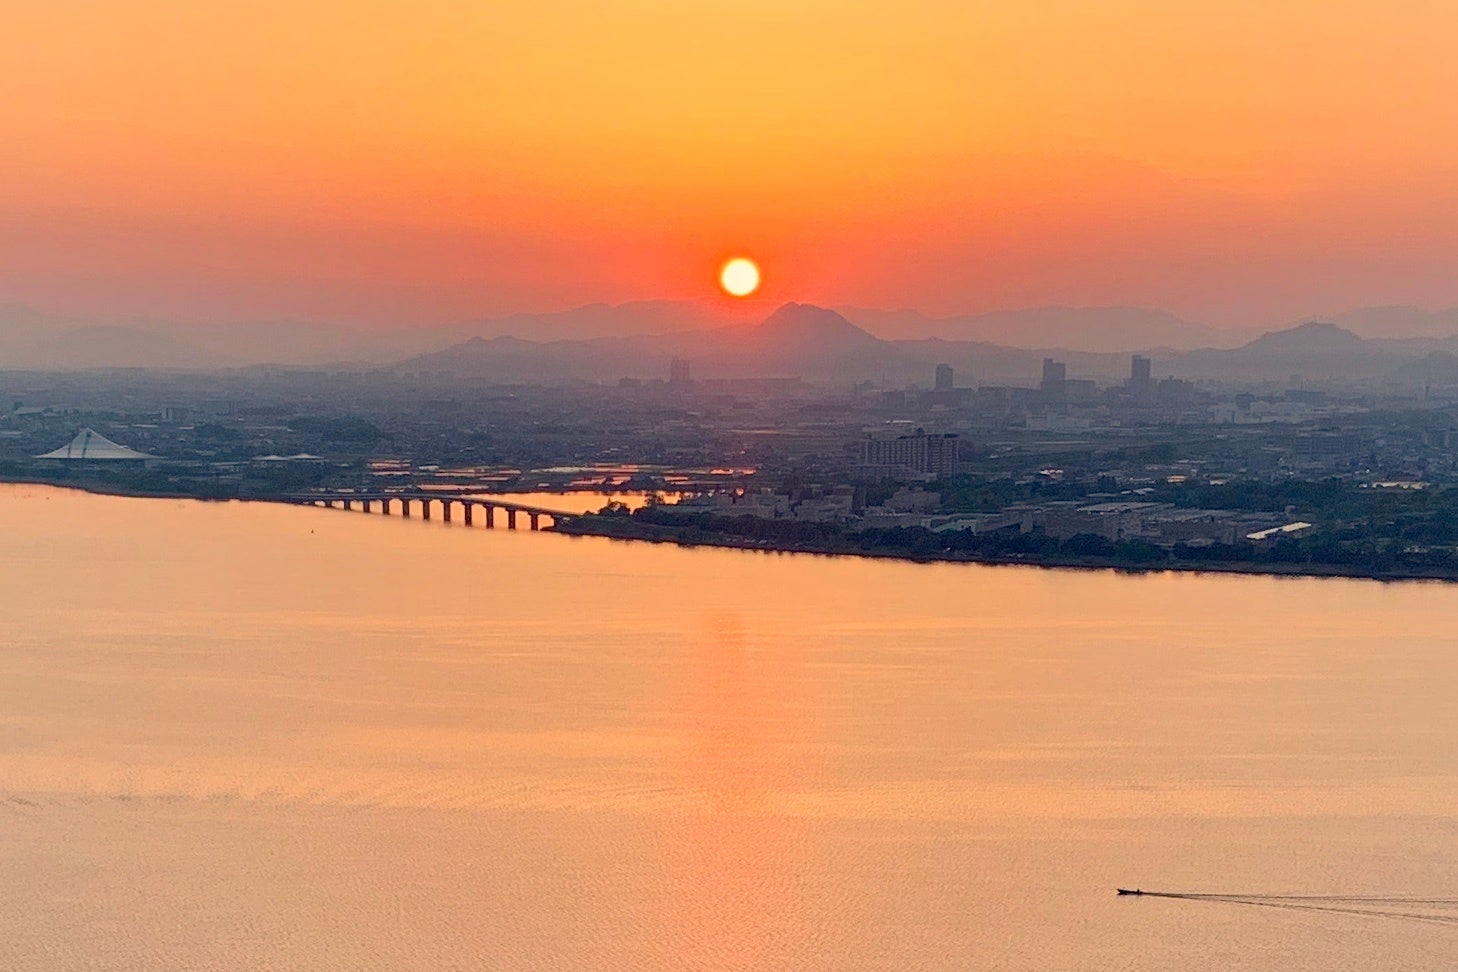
[719,258,761,298]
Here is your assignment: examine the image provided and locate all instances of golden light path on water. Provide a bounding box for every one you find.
[3,484,1458,970]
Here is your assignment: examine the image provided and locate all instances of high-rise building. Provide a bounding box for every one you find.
[1128,355,1154,400]
[934,363,954,391]
[669,357,691,386]
[1040,358,1067,401]
[858,431,960,479]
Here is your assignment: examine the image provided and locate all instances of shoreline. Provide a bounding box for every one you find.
[9,476,1458,584]
[0,475,225,502]
[555,515,1458,584]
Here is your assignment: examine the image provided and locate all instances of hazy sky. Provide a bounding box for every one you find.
[4,1,1458,326]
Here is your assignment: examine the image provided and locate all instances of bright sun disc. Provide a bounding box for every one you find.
[719,257,760,297]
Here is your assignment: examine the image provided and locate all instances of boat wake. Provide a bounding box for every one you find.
[1116,889,1458,926]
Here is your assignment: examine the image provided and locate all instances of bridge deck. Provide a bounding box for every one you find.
[280,492,580,518]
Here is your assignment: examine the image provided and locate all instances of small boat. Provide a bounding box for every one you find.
[1116,888,1143,896]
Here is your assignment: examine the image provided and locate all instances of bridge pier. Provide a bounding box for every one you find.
[294,492,570,534]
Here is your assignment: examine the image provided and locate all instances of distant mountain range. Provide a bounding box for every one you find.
[1326,306,1458,341]
[394,307,1458,388]
[837,305,1235,352]
[0,304,415,369]
[11,298,1458,387]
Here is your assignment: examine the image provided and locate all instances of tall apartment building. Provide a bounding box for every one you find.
[858,430,960,480]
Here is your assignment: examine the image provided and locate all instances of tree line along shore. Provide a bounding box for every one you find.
[556,492,1458,582]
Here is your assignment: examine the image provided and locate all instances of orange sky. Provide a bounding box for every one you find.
[3,1,1458,326]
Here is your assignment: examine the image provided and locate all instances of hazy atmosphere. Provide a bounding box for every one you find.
[9,5,1458,971]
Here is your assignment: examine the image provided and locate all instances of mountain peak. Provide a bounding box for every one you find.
[1245,320,1365,352]
[755,303,881,347]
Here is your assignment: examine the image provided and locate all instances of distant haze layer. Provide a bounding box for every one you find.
[9,300,1458,391]
[4,3,1458,325]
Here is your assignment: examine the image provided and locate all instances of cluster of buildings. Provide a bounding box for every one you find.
[677,484,858,522]
[675,484,1311,548]
[996,500,1310,547]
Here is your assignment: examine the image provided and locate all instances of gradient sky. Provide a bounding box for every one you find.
[4,1,1458,326]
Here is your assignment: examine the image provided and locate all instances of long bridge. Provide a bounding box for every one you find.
[280,490,578,531]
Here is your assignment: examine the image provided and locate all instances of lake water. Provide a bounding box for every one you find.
[3,483,1458,970]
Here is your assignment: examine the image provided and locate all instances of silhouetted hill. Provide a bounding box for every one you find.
[0,304,414,370]
[685,303,899,378]
[1177,321,1406,381]
[745,303,881,352]
[177,319,422,366]
[840,305,1235,351]
[12,295,1458,386]
[1388,351,1458,387]
[1327,305,1458,340]
[1240,321,1365,354]
[397,303,888,381]
[1,322,221,370]
[395,302,1139,383]
[442,299,769,343]
[56,325,224,370]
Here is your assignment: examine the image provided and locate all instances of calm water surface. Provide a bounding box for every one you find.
[3,484,1458,970]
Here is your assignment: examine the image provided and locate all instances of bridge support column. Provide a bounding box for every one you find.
[382,498,392,514]
[443,501,453,523]
[507,509,518,530]
[528,512,540,531]
[464,504,474,526]
[485,506,496,529]
[402,498,412,518]
[422,499,432,521]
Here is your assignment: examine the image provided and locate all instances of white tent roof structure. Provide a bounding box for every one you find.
[36,427,155,461]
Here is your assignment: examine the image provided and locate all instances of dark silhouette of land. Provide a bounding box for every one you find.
[12,297,1458,383]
